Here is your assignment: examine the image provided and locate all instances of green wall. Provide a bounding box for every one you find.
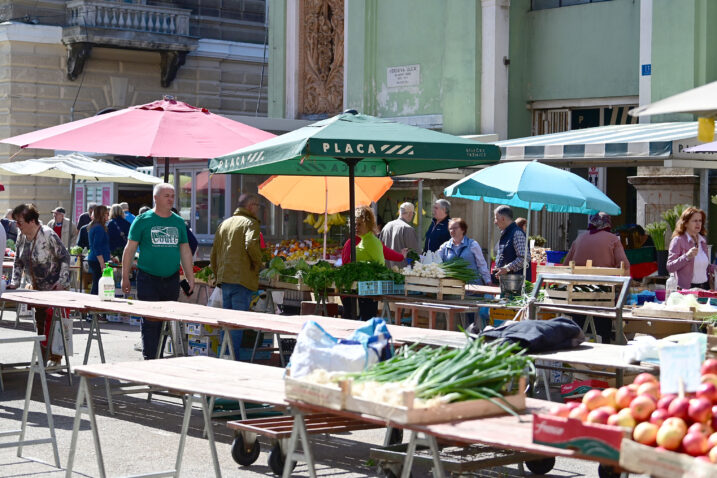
[651,0,717,122]
[350,0,481,135]
[509,0,639,138]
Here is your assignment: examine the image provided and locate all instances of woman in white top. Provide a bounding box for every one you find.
[667,207,710,289]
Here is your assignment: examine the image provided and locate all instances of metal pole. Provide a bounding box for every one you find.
[522,202,532,295]
[163,158,170,183]
[70,174,76,223]
[323,177,328,260]
[417,179,424,248]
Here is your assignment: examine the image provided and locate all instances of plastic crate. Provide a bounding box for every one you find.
[357,280,404,296]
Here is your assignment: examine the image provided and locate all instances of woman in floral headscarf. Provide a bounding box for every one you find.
[563,212,630,270]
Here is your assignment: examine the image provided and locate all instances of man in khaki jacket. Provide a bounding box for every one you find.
[47,207,78,249]
[210,194,262,358]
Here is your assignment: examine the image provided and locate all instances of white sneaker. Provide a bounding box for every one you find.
[47,359,62,368]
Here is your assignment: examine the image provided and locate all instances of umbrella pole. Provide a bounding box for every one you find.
[340,158,359,321]
[323,178,328,260]
[70,173,76,223]
[522,203,532,297]
[163,157,170,183]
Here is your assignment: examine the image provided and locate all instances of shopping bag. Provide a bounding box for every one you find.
[207,286,222,308]
[50,308,73,356]
[288,318,393,378]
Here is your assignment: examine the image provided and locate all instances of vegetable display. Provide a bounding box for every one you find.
[302,261,404,298]
[310,337,532,413]
[259,257,311,284]
[402,258,478,283]
[645,221,667,250]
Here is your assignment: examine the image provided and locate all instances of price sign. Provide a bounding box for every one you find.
[659,342,701,394]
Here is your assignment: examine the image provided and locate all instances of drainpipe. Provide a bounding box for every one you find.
[481,0,510,140]
[638,0,652,124]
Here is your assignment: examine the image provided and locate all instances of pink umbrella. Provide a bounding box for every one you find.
[1,96,275,180]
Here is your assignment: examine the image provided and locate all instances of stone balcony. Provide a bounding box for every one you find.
[62,0,198,87]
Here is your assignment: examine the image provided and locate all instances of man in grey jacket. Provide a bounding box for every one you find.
[379,202,419,268]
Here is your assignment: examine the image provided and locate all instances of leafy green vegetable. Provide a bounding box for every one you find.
[268,257,286,271]
[302,261,335,299]
[406,249,421,262]
[440,259,478,283]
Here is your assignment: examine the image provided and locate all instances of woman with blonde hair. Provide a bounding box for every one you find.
[107,203,130,254]
[667,206,710,289]
[340,206,398,320]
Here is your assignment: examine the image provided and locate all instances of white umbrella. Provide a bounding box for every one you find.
[629,80,717,117]
[0,152,161,220]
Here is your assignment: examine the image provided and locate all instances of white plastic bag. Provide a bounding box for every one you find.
[51,308,73,356]
[207,287,222,308]
[289,319,392,379]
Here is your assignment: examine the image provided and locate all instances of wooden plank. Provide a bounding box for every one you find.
[75,357,287,406]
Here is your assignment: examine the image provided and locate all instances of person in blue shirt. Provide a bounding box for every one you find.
[121,202,136,224]
[424,199,451,253]
[108,204,131,255]
[87,205,111,295]
[437,218,491,285]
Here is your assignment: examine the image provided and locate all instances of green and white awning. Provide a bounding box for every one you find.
[496,122,714,166]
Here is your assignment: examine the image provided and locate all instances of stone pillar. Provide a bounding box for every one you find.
[480,0,510,140]
[628,172,697,231]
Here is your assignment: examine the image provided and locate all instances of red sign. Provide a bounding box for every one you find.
[74,187,84,221]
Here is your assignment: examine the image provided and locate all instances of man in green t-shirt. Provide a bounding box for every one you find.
[121,183,195,360]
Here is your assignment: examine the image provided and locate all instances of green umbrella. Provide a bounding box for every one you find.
[209,111,500,262]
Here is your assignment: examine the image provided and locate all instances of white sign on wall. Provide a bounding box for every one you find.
[387,64,420,87]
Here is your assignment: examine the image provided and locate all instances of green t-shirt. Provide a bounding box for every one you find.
[128,211,188,277]
[356,232,385,265]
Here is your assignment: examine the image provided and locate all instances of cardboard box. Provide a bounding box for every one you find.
[185,322,221,336]
[620,438,717,478]
[532,413,625,462]
[560,379,609,401]
[188,335,221,357]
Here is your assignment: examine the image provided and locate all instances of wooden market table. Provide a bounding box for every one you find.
[66,356,288,478]
[0,330,60,468]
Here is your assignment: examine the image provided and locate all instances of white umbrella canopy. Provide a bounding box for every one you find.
[0,152,161,185]
[0,152,161,221]
[629,80,717,117]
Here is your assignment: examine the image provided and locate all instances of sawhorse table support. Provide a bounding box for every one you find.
[66,376,222,478]
[0,336,61,468]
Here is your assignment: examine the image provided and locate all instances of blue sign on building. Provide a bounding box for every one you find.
[641,64,652,76]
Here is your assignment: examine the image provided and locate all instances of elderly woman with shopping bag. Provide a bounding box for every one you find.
[7,203,71,366]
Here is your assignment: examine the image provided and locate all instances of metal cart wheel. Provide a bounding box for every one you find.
[597,463,622,478]
[268,442,296,476]
[525,457,556,475]
[231,433,260,466]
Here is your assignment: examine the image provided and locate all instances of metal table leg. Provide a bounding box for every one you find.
[8,339,61,468]
[66,376,106,478]
[282,409,317,478]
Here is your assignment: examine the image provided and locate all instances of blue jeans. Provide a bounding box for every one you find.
[137,270,179,360]
[221,283,254,361]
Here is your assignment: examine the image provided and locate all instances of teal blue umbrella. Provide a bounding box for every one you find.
[444,160,620,214]
[445,161,621,283]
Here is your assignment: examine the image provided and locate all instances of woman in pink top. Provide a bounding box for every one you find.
[563,213,630,270]
[667,207,710,289]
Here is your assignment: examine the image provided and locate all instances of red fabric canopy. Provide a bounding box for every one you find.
[1,98,275,159]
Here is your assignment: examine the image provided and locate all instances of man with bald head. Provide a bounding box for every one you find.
[379,202,418,268]
[121,183,194,360]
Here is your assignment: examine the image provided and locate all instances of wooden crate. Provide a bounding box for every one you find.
[403,276,465,300]
[543,286,616,307]
[620,438,717,478]
[631,306,714,321]
[285,376,526,424]
[536,259,629,277]
[489,308,556,324]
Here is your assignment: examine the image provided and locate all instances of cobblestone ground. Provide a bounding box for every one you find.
[0,313,645,477]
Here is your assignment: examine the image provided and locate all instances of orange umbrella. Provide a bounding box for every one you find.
[258,175,393,258]
[258,175,393,214]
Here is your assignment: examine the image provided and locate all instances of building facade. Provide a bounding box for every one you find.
[0,0,268,250]
[269,0,717,252]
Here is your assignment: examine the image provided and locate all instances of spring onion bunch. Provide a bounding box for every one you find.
[341,337,533,414]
